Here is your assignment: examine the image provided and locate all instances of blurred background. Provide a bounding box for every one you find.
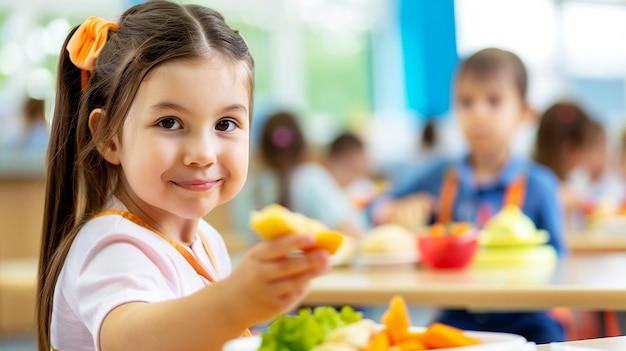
[3,0,626,172]
[3,0,626,348]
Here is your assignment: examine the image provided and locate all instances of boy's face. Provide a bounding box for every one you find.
[456,73,527,157]
[332,149,370,187]
[585,135,608,182]
[107,57,251,222]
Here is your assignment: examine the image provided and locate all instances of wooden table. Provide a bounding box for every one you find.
[567,233,626,253]
[537,336,626,350]
[304,252,626,310]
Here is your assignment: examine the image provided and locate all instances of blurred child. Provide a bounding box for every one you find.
[621,129,626,179]
[533,102,608,218]
[37,3,330,351]
[6,97,50,153]
[234,112,366,239]
[326,131,377,209]
[618,129,626,210]
[371,48,566,343]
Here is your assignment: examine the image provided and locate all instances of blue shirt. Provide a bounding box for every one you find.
[381,155,567,255]
[372,155,568,343]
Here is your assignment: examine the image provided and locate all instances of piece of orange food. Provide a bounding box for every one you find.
[370,296,481,350]
[249,204,344,254]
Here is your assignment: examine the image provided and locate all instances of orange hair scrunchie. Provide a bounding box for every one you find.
[66,16,119,90]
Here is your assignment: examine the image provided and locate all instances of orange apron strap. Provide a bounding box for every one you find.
[95,210,216,283]
[503,175,527,208]
[93,210,253,336]
[198,228,220,278]
[438,169,458,224]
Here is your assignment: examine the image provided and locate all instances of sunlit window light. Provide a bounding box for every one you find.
[561,2,626,77]
[27,67,53,100]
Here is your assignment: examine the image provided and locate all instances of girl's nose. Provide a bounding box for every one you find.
[183,132,217,167]
[472,102,490,120]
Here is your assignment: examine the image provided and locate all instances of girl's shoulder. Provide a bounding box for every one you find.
[75,212,171,253]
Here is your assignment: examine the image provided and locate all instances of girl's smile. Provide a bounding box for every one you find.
[170,178,222,192]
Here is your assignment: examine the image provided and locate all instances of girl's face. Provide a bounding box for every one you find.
[456,73,527,156]
[583,135,608,182]
[109,57,250,221]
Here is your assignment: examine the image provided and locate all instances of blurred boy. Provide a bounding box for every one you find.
[370,48,566,343]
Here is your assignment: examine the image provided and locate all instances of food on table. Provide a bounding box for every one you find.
[258,296,482,351]
[421,323,482,349]
[427,222,474,237]
[258,305,362,351]
[472,205,556,268]
[361,224,416,255]
[313,320,377,351]
[330,235,358,265]
[583,199,626,234]
[371,296,481,350]
[249,204,344,254]
[417,223,478,269]
[479,205,548,246]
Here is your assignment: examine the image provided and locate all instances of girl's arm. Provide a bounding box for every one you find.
[100,234,329,351]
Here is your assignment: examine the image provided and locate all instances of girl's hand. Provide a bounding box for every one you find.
[226,234,330,326]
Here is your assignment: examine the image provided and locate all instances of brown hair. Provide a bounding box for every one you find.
[22,97,46,125]
[36,1,254,349]
[533,102,601,180]
[328,132,364,159]
[458,47,528,101]
[259,111,305,207]
[421,120,437,149]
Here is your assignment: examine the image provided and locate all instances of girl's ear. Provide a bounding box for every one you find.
[88,108,121,165]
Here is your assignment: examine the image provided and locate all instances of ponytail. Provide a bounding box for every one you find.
[37,26,83,351]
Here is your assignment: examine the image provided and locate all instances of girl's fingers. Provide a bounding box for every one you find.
[250,234,316,260]
[269,271,316,298]
[275,287,307,309]
[262,249,330,282]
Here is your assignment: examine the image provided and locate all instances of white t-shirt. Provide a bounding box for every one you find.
[290,163,366,230]
[50,198,231,351]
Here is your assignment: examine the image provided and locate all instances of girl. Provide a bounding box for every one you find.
[371,48,566,343]
[534,102,607,219]
[37,2,329,351]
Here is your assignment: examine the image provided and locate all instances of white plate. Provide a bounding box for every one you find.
[354,250,419,266]
[223,327,527,351]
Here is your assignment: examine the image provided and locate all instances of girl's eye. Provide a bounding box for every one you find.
[216,119,237,132]
[488,95,501,107]
[459,97,472,109]
[158,118,182,130]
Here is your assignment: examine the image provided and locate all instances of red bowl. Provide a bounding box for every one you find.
[417,232,478,269]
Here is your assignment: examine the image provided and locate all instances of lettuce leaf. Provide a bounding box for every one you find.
[258,306,362,351]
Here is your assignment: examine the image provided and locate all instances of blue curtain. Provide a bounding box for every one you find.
[400,0,458,120]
